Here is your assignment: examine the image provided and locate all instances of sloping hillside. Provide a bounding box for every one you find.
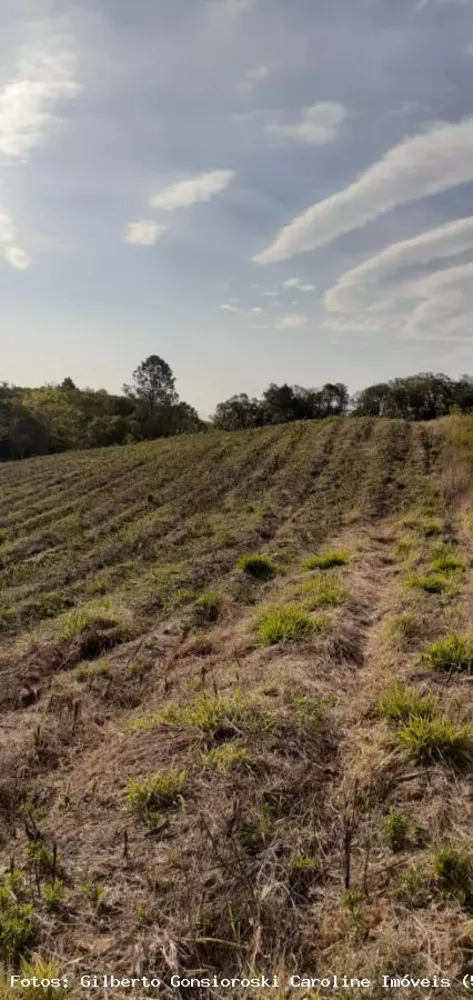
[1,417,473,999]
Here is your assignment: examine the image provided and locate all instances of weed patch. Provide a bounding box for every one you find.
[200,744,251,773]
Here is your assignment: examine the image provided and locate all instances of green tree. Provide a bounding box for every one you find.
[123,355,178,415]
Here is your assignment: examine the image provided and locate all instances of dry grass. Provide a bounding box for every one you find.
[0,417,473,992]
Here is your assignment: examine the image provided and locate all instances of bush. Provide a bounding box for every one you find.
[378,683,437,724]
[235,554,278,580]
[423,633,473,674]
[397,716,473,768]
[257,605,327,645]
[303,551,350,571]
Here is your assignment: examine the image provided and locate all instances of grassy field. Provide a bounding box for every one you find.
[1,415,473,998]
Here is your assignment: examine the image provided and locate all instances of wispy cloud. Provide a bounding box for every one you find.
[254,116,473,264]
[0,33,81,162]
[0,28,81,271]
[3,245,31,269]
[275,313,308,329]
[221,302,240,312]
[150,170,235,212]
[282,277,316,291]
[123,220,168,246]
[266,102,346,146]
[325,216,473,313]
[235,65,269,92]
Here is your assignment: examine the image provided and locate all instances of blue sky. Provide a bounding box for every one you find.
[1,0,473,416]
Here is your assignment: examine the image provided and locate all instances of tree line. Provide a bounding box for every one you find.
[0,356,203,460]
[1,360,473,461]
[212,373,473,430]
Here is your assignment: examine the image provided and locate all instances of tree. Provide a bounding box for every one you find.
[123,355,178,414]
[213,394,263,431]
[60,376,76,390]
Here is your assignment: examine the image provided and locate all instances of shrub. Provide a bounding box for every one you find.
[406,573,448,593]
[423,633,473,675]
[200,744,251,773]
[382,811,408,852]
[257,605,327,645]
[297,575,348,609]
[235,554,278,580]
[195,589,221,622]
[378,683,437,725]
[397,716,473,768]
[432,844,473,904]
[303,551,350,571]
[126,770,186,829]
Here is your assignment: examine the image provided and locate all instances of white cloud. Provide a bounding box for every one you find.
[282,277,316,291]
[150,170,234,212]
[0,33,81,161]
[325,216,473,313]
[266,102,346,146]
[324,227,473,344]
[263,290,279,296]
[250,306,262,313]
[221,303,240,312]
[123,220,167,246]
[235,65,269,92]
[4,245,31,269]
[254,116,473,264]
[275,313,308,329]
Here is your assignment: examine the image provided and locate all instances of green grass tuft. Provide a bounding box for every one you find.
[406,573,448,593]
[432,844,473,904]
[382,811,408,852]
[303,550,351,571]
[397,715,473,767]
[126,770,186,829]
[195,589,221,622]
[200,743,251,773]
[297,575,348,609]
[423,633,473,674]
[378,683,437,725]
[235,553,278,580]
[257,605,327,645]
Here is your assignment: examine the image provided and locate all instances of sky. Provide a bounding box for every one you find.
[1,0,473,416]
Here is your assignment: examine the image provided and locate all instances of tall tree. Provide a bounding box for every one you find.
[123,355,178,414]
